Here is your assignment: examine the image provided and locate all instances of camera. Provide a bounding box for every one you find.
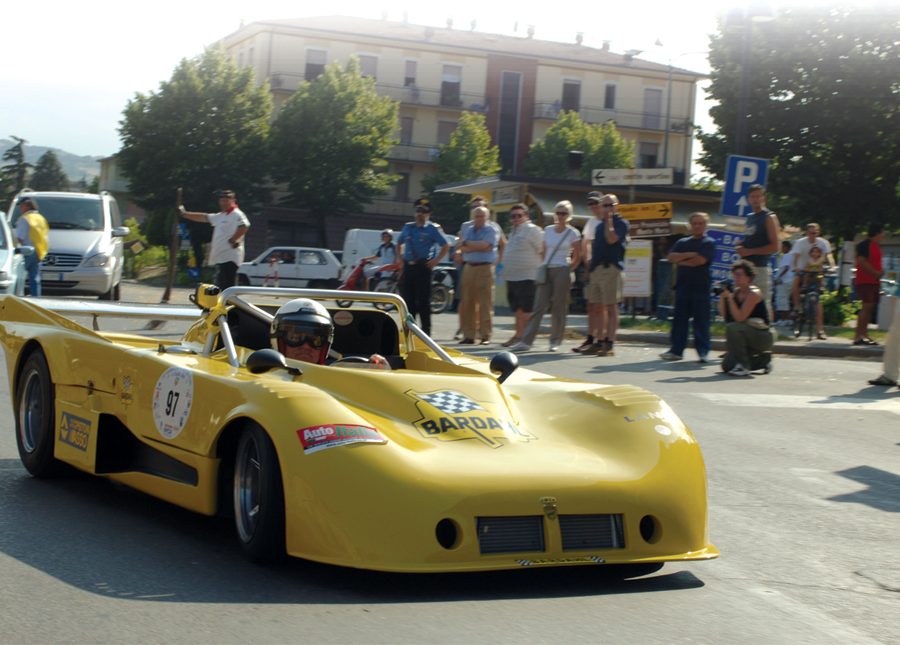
[712,279,734,296]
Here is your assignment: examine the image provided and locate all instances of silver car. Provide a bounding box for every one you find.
[8,190,129,299]
[0,213,29,295]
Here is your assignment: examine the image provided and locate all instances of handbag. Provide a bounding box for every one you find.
[536,229,571,286]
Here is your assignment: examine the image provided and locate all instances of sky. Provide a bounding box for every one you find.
[1,0,891,160]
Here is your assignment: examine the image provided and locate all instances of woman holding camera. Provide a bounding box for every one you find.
[719,259,774,377]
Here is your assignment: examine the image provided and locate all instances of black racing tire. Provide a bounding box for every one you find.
[15,349,62,477]
[430,284,452,314]
[233,423,285,562]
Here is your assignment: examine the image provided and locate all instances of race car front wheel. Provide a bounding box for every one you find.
[15,349,62,477]
[233,424,285,562]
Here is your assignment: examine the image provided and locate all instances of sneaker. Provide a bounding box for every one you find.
[659,351,683,361]
[509,341,531,352]
[501,336,521,348]
[548,345,559,352]
[727,364,751,377]
[597,342,614,357]
[763,362,773,375]
[697,354,709,364]
[579,342,605,355]
[453,329,463,340]
[459,338,475,345]
[868,375,897,386]
[572,338,595,353]
[480,338,491,345]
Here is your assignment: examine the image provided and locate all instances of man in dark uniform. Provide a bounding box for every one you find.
[397,197,449,335]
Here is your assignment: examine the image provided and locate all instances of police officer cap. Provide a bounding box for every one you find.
[414,197,432,212]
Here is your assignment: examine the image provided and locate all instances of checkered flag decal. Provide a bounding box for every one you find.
[416,390,484,415]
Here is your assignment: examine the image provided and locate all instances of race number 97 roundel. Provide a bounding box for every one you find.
[152,367,195,439]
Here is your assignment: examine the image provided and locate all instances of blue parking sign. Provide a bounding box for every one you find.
[721,155,769,217]
[707,229,745,284]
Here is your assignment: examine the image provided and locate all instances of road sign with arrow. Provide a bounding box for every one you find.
[720,155,769,217]
[616,202,673,220]
[591,168,674,186]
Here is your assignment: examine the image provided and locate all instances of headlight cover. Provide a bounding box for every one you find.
[83,252,111,268]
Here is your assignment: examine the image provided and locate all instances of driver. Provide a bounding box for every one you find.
[270,298,389,368]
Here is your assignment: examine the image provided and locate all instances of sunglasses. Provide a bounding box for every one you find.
[283,332,325,349]
[599,203,615,208]
[510,213,525,218]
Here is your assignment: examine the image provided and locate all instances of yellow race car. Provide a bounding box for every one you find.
[0,285,717,574]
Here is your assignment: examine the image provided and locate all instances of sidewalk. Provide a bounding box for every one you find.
[429,307,885,360]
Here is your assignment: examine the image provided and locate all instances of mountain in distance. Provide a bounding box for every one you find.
[0,138,102,182]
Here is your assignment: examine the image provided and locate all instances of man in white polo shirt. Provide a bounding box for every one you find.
[180,189,250,289]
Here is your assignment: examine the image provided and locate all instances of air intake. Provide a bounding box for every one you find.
[477,516,545,554]
[560,514,625,550]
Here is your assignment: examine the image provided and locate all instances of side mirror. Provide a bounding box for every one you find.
[15,246,34,256]
[246,348,303,375]
[490,351,519,384]
[112,226,130,238]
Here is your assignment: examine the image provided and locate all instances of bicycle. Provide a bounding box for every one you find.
[793,269,823,341]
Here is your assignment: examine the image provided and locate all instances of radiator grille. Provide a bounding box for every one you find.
[42,253,82,269]
[560,514,625,550]
[477,516,545,554]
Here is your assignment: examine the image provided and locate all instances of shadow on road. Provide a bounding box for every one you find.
[0,461,705,603]
[829,465,900,513]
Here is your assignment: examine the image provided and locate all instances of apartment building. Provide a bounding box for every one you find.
[221,16,705,219]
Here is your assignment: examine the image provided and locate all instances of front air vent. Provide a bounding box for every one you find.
[477,516,545,554]
[560,514,625,550]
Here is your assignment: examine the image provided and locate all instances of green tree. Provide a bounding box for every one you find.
[698,6,900,237]
[0,136,33,202]
[270,58,399,244]
[118,47,272,254]
[30,150,69,191]
[523,112,634,181]
[421,111,501,233]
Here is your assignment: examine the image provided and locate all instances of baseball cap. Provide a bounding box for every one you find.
[587,191,603,204]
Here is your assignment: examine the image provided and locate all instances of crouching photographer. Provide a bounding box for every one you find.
[718,260,774,377]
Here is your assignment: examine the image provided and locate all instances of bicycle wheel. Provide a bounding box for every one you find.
[805,292,817,341]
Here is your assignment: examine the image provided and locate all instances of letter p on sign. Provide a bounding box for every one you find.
[734,160,759,193]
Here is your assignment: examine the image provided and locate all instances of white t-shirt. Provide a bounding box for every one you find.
[502,221,543,281]
[543,225,580,267]
[208,207,250,265]
[776,251,795,285]
[791,237,832,272]
[582,216,601,242]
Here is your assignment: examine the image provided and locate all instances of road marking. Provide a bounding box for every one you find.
[693,393,900,416]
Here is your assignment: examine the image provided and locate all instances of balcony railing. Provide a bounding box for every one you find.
[388,142,441,163]
[533,102,693,133]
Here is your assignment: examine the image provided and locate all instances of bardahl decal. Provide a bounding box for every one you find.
[298,424,387,454]
[407,389,535,448]
[58,412,91,451]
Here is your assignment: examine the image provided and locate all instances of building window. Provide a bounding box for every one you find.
[305,49,327,80]
[604,84,616,110]
[395,172,410,202]
[440,64,462,107]
[404,60,417,87]
[358,54,378,79]
[639,142,659,168]
[561,80,581,112]
[437,120,457,145]
[399,116,414,145]
[642,88,663,129]
[498,71,522,173]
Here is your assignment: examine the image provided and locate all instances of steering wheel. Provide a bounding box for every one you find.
[331,355,371,365]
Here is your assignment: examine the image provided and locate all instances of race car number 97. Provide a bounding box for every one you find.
[152,367,195,440]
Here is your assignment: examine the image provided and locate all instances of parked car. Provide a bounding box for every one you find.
[7,190,129,299]
[0,211,29,295]
[237,246,342,288]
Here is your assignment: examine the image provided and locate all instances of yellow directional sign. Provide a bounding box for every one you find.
[616,202,673,220]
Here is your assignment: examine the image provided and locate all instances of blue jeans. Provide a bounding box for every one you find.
[668,287,711,357]
[25,252,41,297]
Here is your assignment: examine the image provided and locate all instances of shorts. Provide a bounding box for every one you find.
[586,265,623,305]
[856,283,880,305]
[507,280,536,312]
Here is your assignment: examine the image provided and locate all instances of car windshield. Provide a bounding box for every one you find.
[11,196,103,231]
[0,221,8,250]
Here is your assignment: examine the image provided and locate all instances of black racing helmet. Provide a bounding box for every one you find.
[270,298,334,364]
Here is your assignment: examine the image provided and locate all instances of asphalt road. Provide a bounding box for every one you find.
[0,283,897,644]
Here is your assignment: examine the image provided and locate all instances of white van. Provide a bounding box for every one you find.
[341,227,457,274]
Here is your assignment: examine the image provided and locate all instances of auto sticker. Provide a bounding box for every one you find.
[152,367,194,440]
[297,424,387,454]
[407,389,535,448]
[58,412,90,451]
[332,310,353,326]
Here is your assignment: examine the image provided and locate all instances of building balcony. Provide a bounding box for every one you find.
[388,142,441,163]
[533,102,693,133]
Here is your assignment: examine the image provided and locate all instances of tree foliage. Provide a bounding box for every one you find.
[523,111,634,181]
[270,58,399,242]
[421,111,501,233]
[118,47,272,247]
[30,150,69,191]
[698,6,900,237]
[0,136,32,202]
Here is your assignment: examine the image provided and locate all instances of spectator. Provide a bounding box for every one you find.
[795,245,829,339]
[511,201,582,352]
[867,289,900,388]
[14,197,49,297]
[659,212,715,362]
[361,229,397,291]
[719,260,773,377]
[853,223,885,345]
[773,240,795,325]
[581,192,628,356]
[572,191,603,353]
[790,223,835,338]
[500,203,543,347]
[398,197,449,336]
[453,196,505,336]
[735,184,780,314]
[179,189,249,289]
[458,206,499,345]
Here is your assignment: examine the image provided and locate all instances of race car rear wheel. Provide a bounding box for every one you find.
[233,424,285,562]
[15,349,61,477]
